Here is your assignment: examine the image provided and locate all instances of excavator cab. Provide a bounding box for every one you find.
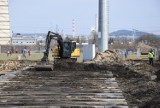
[62,41,74,58]
[52,41,80,63]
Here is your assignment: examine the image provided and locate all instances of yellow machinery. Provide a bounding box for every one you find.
[52,41,81,63]
[35,31,80,71]
[52,41,80,59]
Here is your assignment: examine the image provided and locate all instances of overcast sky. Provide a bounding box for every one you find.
[9,0,160,35]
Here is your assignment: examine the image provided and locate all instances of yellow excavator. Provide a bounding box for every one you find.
[35,31,80,71]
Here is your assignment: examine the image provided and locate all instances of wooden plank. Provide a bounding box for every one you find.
[0,70,128,107]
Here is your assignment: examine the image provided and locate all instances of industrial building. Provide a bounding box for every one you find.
[12,36,37,45]
[11,34,46,46]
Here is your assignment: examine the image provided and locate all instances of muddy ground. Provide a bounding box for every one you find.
[53,61,160,108]
[1,60,160,107]
[110,63,160,108]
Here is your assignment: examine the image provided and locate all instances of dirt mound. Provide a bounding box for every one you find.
[124,61,158,80]
[54,62,85,71]
[53,50,124,71]
[54,62,109,71]
[142,96,160,107]
[109,62,160,107]
[85,50,123,65]
[156,69,160,80]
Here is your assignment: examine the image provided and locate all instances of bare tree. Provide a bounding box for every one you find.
[135,34,160,48]
[88,30,98,46]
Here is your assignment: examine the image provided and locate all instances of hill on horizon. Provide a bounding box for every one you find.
[110,30,150,36]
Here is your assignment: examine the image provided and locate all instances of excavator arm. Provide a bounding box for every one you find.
[41,31,63,62]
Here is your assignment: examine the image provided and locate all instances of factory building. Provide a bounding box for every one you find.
[11,33,46,46]
[12,36,37,45]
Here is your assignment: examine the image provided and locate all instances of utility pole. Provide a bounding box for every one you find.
[55,25,59,33]
[72,19,75,38]
[98,0,109,52]
[132,29,136,43]
[95,14,98,33]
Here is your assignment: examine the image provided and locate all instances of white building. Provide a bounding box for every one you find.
[11,34,46,46]
[12,35,36,45]
[0,0,11,45]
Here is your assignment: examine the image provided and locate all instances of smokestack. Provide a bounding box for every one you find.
[98,0,109,52]
[72,19,75,38]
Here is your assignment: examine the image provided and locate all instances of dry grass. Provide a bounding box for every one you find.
[0,53,52,61]
[126,54,148,60]
[0,53,83,62]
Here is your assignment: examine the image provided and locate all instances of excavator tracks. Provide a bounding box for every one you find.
[0,69,128,108]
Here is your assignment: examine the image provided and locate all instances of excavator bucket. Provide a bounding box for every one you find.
[34,50,53,71]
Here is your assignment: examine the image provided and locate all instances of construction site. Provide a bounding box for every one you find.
[0,49,160,108]
[1,0,160,108]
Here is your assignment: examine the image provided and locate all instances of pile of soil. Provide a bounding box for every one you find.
[54,50,123,71]
[90,50,123,65]
[108,62,160,107]
[124,61,158,80]
[54,62,108,71]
